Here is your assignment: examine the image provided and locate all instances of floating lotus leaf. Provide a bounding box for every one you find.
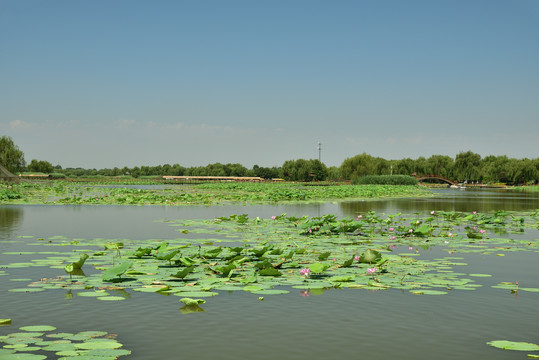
[97,296,126,301]
[9,332,44,338]
[85,348,132,357]
[0,354,47,359]
[76,331,109,338]
[20,326,56,332]
[55,350,84,356]
[74,340,122,350]
[520,287,539,292]
[410,289,448,295]
[77,291,109,297]
[468,273,492,277]
[248,289,290,295]
[174,291,218,297]
[487,340,539,351]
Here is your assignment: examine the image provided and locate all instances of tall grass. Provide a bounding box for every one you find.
[354,175,418,185]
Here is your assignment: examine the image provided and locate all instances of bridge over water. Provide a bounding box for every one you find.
[414,174,459,186]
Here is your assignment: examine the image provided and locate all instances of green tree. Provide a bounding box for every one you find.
[454,151,481,182]
[393,158,415,176]
[0,136,26,173]
[340,153,378,181]
[326,166,342,181]
[426,155,454,178]
[282,159,327,181]
[27,159,54,173]
[252,165,280,179]
[481,155,509,183]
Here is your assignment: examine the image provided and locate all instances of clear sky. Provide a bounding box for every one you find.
[1,0,538,169]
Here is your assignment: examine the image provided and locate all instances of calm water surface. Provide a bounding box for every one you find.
[1,188,538,359]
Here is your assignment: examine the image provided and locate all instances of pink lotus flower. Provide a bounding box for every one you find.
[430,211,435,215]
[473,211,477,215]
[408,229,413,233]
[390,236,396,240]
[354,255,360,261]
[366,267,377,275]
[271,216,276,220]
[356,215,362,220]
[479,229,486,234]
[300,268,311,276]
[408,246,413,250]
[388,227,394,232]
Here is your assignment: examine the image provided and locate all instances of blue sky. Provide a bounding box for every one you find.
[1,0,538,169]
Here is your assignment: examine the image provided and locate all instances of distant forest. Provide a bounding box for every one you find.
[1,136,536,185]
[34,151,539,185]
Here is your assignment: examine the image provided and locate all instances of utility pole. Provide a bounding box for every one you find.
[318,142,322,162]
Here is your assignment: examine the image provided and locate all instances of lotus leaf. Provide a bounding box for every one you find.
[179,297,206,305]
[487,340,539,351]
[102,262,133,281]
[358,249,382,263]
[309,263,330,274]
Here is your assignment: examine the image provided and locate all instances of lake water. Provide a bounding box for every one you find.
[1,188,538,359]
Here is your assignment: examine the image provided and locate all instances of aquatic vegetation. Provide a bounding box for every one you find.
[354,175,418,185]
[1,209,537,306]
[487,340,539,351]
[0,323,131,358]
[0,182,430,206]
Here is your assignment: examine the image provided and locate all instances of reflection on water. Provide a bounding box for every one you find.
[0,206,23,240]
[339,188,539,217]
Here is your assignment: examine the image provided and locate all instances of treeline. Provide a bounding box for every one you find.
[54,159,332,182]
[55,163,283,180]
[340,152,539,185]
[46,151,539,185]
[3,132,537,185]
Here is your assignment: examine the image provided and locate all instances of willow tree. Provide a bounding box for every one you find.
[0,136,26,174]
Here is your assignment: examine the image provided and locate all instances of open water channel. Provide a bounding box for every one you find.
[1,188,538,359]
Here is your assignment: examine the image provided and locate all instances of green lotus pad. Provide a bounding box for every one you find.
[19,325,56,332]
[487,340,539,351]
[0,354,47,359]
[97,296,126,301]
[1,326,131,359]
[74,340,122,350]
[410,289,448,295]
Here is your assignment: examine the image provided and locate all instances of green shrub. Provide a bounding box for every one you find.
[0,188,22,200]
[50,173,66,179]
[354,175,418,185]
